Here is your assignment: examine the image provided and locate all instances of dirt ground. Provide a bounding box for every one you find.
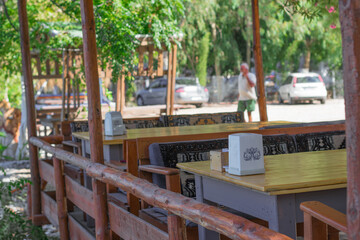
[176,98,345,123]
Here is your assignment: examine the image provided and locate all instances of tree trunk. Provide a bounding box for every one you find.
[304,40,311,70]
[211,22,221,76]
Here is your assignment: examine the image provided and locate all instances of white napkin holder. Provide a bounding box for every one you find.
[228,133,265,176]
[104,112,126,136]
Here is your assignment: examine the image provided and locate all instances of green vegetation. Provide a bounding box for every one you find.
[0,168,49,239]
[0,0,343,105]
[196,32,210,86]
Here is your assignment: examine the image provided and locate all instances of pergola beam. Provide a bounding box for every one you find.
[17,0,41,221]
[79,0,108,239]
[339,1,360,239]
[251,0,268,122]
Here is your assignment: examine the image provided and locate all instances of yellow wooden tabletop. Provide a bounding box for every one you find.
[72,120,293,145]
[177,149,347,195]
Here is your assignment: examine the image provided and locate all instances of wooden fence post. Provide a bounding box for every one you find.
[339,1,360,239]
[251,0,268,122]
[79,0,109,239]
[18,0,42,221]
[53,157,69,240]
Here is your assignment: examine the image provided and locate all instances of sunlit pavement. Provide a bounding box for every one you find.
[176,99,345,123]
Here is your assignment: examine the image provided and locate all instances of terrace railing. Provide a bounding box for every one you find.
[29,135,292,240]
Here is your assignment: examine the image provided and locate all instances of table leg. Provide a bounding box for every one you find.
[195,175,220,240]
[268,194,297,239]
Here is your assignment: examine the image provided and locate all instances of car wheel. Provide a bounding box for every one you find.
[195,103,203,108]
[137,96,145,106]
[289,95,295,105]
[320,98,326,104]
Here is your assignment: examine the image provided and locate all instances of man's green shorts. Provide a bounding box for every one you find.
[237,99,256,112]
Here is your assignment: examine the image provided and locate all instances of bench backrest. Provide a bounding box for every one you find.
[161,112,245,127]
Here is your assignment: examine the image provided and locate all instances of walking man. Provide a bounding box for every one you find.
[237,63,257,122]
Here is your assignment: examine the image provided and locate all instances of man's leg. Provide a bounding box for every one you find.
[246,99,256,122]
[237,101,247,121]
[247,111,252,122]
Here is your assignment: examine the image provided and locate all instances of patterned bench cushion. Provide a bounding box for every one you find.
[294,131,346,152]
[123,118,164,129]
[161,112,245,127]
[148,134,295,198]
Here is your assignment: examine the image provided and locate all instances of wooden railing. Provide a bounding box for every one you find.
[300,201,347,240]
[30,135,292,240]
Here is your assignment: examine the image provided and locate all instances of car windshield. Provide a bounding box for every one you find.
[296,76,321,83]
[176,78,197,85]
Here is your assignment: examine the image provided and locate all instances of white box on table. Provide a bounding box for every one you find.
[228,133,264,176]
[104,111,127,136]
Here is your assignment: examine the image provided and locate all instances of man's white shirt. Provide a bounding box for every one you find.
[238,72,257,100]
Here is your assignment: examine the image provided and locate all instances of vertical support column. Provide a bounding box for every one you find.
[166,49,173,115]
[61,51,69,121]
[126,140,140,216]
[169,44,177,115]
[79,1,108,239]
[53,157,69,240]
[18,0,41,221]
[116,79,121,112]
[339,1,360,239]
[251,0,268,122]
[120,74,125,115]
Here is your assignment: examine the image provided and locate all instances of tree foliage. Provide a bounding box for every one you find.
[0,0,184,107]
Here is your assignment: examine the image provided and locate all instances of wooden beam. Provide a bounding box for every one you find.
[157,50,164,76]
[18,0,41,221]
[166,50,173,115]
[54,158,69,240]
[251,0,268,122]
[108,202,168,240]
[339,1,360,239]
[65,175,95,218]
[169,45,177,115]
[79,0,108,239]
[148,45,154,77]
[41,191,59,227]
[120,74,125,115]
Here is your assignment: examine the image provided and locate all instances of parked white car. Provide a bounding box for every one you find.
[278,73,327,104]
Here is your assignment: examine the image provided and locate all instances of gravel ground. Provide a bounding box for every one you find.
[0,160,60,239]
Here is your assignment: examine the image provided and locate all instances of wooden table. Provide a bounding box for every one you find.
[73,121,294,216]
[72,121,292,161]
[177,149,347,239]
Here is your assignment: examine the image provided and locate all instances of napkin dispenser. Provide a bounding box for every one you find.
[104,111,126,136]
[228,133,264,176]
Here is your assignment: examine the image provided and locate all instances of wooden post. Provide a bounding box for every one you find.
[169,44,177,115]
[61,51,69,121]
[116,79,121,112]
[166,49,173,115]
[18,0,42,221]
[120,74,125,115]
[251,0,268,122]
[53,157,69,240]
[79,0,108,239]
[339,1,360,239]
[126,140,140,216]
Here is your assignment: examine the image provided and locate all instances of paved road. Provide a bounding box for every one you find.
[176,99,346,123]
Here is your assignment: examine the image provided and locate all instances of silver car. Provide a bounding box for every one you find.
[136,77,209,107]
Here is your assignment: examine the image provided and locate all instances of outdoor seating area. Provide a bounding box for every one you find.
[9,0,360,239]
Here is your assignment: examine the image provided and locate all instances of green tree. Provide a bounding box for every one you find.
[196,32,210,86]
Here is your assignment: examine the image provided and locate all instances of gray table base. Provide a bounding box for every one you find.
[195,175,346,239]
